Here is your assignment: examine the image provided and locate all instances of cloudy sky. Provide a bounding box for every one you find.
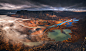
[0,0,86,11]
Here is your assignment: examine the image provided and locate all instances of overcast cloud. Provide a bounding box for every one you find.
[0,0,86,10]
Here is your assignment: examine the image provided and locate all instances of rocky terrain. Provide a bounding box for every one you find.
[8,10,86,20]
[0,10,86,51]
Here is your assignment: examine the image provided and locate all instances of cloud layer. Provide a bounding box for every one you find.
[0,0,86,10]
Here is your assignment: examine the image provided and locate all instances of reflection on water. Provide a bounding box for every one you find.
[47,29,72,41]
[73,19,79,22]
[23,29,72,46]
[48,19,79,28]
[23,41,43,46]
[65,22,73,27]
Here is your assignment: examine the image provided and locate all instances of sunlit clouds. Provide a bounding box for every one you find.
[0,3,32,10]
